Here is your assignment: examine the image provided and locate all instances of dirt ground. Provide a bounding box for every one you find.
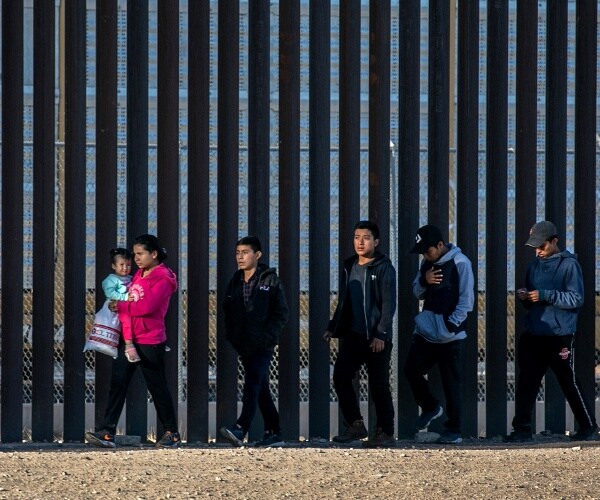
[1,437,600,499]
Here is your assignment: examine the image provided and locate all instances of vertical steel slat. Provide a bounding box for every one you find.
[278,0,301,441]
[423,0,450,434]
[456,0,480,439]
[368,0,391,247]
[427,0,450,230]
[126,0,150,440]
[186,0,211,443]
[216,0,241,438]
[157,0,180,439]
[245,0,272,440]
[485,0,509,438]
[32,0,56,442]
[338,0,361,261]
[248,0,271,256]
[514,0,539,434]
[573,0,597,413]
[94,0,119,434]
[396,0,421,439]
[62,0,87,441]
[308,0,331,439]
[1,0,25,443]
[543,0,567,434]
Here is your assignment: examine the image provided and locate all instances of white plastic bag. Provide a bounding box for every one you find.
[83,302,121,359]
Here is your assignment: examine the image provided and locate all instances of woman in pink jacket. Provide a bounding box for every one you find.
[85,234,180,449]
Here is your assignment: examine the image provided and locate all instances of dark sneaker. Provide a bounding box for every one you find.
[220,424,245,447]
[438,431,462,444]
[414,405,443,431]
[255,431,285,447]
[85,430,116,449]
[503,430,533,443]
[156,431,181,448]
[363,428,395,448]
[569,426,599,441]
[332,419,368,443]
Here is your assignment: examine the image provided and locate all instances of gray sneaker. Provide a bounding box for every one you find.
[414,405,443,431]
[155,431,181,448]
[85,430,116,449]
[437,431,462,444]
[220,424,245,447]
[332,419,368,443]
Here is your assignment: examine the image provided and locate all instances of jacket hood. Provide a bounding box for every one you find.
[538,249,577,262]
[231,263,277,281]
[435,244,462,265]
[141,263,178,292]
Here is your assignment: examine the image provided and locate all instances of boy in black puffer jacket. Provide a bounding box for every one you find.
[220,236,289,447]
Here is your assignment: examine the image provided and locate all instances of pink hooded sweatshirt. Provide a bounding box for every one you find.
[117,263,178,345]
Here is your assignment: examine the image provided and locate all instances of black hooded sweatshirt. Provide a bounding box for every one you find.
[327,252,396,341]
[222,263,289,356]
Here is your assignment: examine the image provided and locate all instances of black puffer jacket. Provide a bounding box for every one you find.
[222,264,289,356]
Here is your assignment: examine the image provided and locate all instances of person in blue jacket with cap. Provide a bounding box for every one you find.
[505,221,598,442]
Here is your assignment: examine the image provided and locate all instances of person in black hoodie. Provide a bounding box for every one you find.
[324,221,397,447]
[220,236,289,447]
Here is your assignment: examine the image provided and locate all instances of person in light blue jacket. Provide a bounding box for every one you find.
[404,224,474,445]
[504,221,598,443]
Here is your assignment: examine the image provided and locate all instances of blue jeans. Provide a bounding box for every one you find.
[237,349,280,434]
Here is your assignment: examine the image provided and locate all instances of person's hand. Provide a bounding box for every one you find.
[124,344,141,363]
[527,290,540,302]
[370,337,385,353]
[516,288,528,301]
[425,267,443,285]
[108,300,118,312]
[128,293,135,302]
[323,330,332,343]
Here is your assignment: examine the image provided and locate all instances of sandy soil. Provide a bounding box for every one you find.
[1,437,599,499]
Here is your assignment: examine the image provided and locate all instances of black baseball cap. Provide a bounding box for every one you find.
[410,225,444,254]
[525,221,558,247]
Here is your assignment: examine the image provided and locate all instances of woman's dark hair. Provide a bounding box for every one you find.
[133,234,168,262]
[110,247,132,263]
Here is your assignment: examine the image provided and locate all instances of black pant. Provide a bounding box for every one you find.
[512,331,596,433]
[237,349,280,434]
[99,342,178,434]
[404,335,464,434]
[332,334,394,435]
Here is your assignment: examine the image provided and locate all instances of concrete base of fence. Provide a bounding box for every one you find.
[115,435,141,446]
[414,431,441,443]
[16,399,586,442]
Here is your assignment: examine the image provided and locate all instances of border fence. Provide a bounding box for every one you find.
[1,1,599,443]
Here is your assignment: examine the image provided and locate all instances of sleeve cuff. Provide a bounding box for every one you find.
[444,320,458,333]
[374,331,389,341]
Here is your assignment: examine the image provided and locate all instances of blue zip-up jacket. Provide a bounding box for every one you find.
[412,244,474,343]
[521,250,583,336]
[328,252,396,341]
